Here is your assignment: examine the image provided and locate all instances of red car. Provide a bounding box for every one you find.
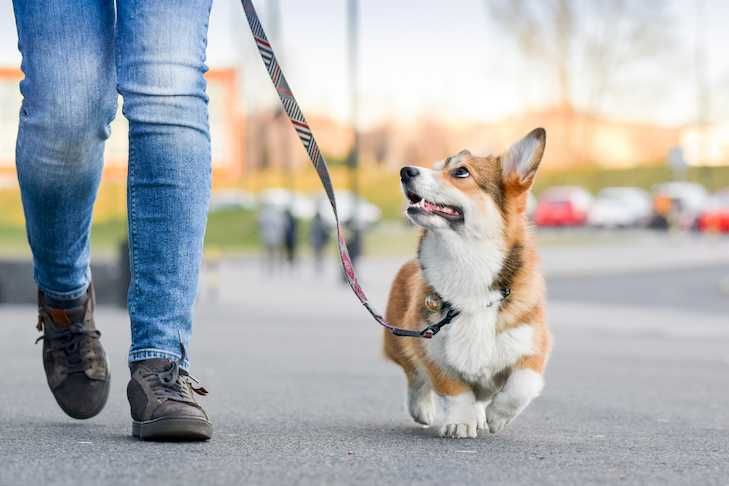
[696,190,729,233]
[534,187,592,227]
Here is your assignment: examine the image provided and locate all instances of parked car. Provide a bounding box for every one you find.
[696,190,729,233]
[650,182,708,230]
[588,187,651,228]
[258,188,315,219]
[209,189,257,212]
[534,186,592,227]
[316,191,382,229]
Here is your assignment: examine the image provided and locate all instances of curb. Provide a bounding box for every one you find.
[0,259,127,306]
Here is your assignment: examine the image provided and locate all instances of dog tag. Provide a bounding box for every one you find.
[424,293,443,313]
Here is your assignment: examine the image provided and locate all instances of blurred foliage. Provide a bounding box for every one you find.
[533,164,729,195]
[0,180,127,226]
[0,188,24,225]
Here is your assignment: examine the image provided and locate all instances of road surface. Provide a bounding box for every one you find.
[1,248,728,485]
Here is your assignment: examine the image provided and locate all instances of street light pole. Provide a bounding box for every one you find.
[346,0,363,265]
[268,0,293,192]
[348,0,360,233]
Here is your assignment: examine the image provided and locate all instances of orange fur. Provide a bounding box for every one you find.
[383,260,473,397]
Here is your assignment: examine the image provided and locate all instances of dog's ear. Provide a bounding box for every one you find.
[501,128,546,190]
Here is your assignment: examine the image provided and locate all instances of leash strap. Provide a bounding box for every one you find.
[240,0,444,338]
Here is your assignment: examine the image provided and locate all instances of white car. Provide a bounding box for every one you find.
[258,188,315,219]
[316,190,382,230]
[209,189,257,212]
[588,187,651,228]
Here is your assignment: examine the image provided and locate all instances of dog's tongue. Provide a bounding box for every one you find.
[423,200,455,216]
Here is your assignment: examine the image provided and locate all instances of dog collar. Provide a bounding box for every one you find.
[425,287,511,312]
[390,287,511,339]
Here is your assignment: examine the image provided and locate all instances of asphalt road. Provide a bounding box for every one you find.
[548,263,729,315]
[1,249,728,485]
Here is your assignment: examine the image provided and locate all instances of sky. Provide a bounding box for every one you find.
[2,0,729,128]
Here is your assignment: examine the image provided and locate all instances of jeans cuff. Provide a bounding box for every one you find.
[38,283,90,301]
[128,349,190,370]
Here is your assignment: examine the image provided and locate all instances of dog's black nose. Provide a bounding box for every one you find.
[400,166,419,183]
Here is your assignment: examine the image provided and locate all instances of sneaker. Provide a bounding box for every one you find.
[36,285,110,419]
[127,358,212,441]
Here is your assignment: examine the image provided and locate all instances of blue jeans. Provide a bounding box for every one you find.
[12,0,213,368]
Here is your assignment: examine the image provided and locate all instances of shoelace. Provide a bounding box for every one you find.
[141,361,208,404]
[35,320,101,373]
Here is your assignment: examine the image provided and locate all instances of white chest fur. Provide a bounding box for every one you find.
[419,231,534,384]
[426,309,534,383]
[419,232,504,312]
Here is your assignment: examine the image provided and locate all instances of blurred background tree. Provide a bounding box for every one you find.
[484,0,674,162]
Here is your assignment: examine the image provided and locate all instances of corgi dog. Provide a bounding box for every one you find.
[383,128,551,438]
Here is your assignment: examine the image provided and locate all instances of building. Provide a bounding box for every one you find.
[681,124,729,166]
[0,67,245,185]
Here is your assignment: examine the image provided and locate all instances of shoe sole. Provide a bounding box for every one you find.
[132,417,212,441]
[53,374,111,420]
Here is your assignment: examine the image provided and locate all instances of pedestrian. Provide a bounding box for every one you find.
[12,0,213,440]
[309,210,331,273]
[340,220,362,284]
[283,207,298,267]
[258,204,286,273]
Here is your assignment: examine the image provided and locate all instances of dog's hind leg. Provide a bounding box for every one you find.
[474,375,504,431]
[383,331,435,426]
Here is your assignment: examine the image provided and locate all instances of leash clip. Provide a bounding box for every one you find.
[419,307,461,339]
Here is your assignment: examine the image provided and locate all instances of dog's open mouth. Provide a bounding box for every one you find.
[406,191,464,221]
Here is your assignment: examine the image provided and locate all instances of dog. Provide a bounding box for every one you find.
[383,128,551,438]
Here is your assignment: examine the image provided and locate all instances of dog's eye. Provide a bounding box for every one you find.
[451,167,470,179]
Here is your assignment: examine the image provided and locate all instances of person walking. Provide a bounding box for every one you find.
[309,210,330,274]
[258,204,286,273]
[283,207,298,267]
[12,0,213,441]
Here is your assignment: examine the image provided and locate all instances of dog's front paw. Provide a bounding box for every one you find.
[437,392,478,438]
[485,403,514,434]
[439,423,477,439]
[409,393,435,426]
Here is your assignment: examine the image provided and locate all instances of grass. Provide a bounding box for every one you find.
[0,209,665,260]
[0,224,28,257]
[204,208,260,252]
[0,219,129,258]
